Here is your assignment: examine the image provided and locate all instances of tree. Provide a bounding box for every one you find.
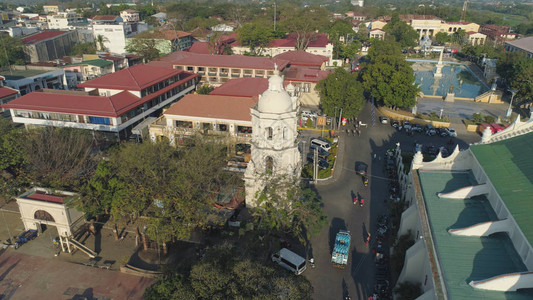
[70,42,97,56]
[316,68,365,119]
[395,281,422,300]
[383,13,419,48]
[340,42,360,61]
[144,244,313,300]
[497,52,533,104]
[126,38,160,63]
[360,40,419,109]
[96,34,109,51]
[253,175,327,243]
[280,6,329,50]
[327,19,355,43]
[355,23,370,42]
[451,29,468,45]
[434,32,451,45]
[237,23,274,56]
[196,84,214,95]
[0,35,25,67]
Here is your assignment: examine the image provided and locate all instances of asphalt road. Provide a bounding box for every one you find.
[303,102,481,300]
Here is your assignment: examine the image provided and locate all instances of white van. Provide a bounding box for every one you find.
[271,248,307,275]
[310,138,331,152]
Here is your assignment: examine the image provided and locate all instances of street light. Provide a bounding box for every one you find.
[507,89,518,118]
[143,224,161,268]
[439,107,444,119]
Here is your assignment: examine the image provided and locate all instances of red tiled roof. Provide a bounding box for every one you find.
[133,30,192,40]
[26,192,66,204]
[269,33,330,48]
[78,64,184,91]
[274,50,328,67]
[210,78,269,97]
[164,94,257,122]
[2,72,198,117]
[284,66,330,83]
[92,15,119,21]
[160,51,289,70]
[0,87,18,98]
[22,31,69,45]
[187,42,212,54]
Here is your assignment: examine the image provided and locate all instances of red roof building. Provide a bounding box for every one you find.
[210,78,269,98]
[1,64,199,140]
[0,86,19,114]
[274,51,328,68]
[22,30,70,45]
[164,94,257,122]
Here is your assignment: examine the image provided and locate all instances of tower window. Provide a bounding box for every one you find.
[265,156,273,173]
[266,127,273,140]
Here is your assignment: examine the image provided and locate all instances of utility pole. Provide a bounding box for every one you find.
[338,108,343,130]
[313,147,318,183]
[273,3,277,31]
[460,0,469,22]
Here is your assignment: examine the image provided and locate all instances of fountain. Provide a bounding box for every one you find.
[434,49,444,78]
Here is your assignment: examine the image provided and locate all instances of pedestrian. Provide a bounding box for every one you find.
[366,233,371,247]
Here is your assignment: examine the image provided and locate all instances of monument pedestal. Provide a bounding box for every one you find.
[444,93,455,102]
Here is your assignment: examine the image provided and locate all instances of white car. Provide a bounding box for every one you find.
[379,116,388,124]
[445,128,457,137]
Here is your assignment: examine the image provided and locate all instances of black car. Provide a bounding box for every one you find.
[437,127,448,137]
[391,120,401,130]
[356,162,368,175]
[309,144,329,159]
[412,124,423,133]
[307,153,330,169]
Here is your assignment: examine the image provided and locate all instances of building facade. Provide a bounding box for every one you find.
[23,30,78,63]
[505,37,533,59]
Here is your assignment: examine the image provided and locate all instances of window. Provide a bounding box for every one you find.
[89,116,111,125]
[218,124,227,131]
[267,127,273,140]
[266,156,273,173]
[176,120,192,128]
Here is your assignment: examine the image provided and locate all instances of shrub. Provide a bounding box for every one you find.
[305,118,314,128]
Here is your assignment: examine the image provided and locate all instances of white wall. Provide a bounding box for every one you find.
[93,24,127,54]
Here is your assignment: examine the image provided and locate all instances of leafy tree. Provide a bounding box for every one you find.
[360,40,419,109]
[395,281,422,300]
[383,13,418,48]
[96,34,109,51]
[144,244,313,300]
[451,29,468,45]
[196,84,214,95]
[280,6,329,50]
[339,42,360,61]
[253,175,327,243]
[0,119,26,172]
[434,32,451,45]
[497,52,533,104]
[327,19,354,43]
[355,23,370,42]
[126,38,160,63]
[237,23,274,56]
[316,68,365,119]
[70,42,97,56]
[0,35,25,67]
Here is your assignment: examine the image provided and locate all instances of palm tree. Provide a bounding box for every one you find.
[96,35,109,51]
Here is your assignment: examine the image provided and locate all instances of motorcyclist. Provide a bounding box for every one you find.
[360,198,365,207]
[353,195,358,205]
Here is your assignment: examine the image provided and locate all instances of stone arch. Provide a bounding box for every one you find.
[34,210,55,222]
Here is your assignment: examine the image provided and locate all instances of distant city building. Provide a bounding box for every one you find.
[369,28,386,40]
[466,31,486,46]
[480,24,517,44]
[46,12,84,30]
[120,9,139,22]
[1,64,199,140]
[505,36,533,58]
[351,0,364,7]
[0,65,72,95]
[63,59,115,82]
[22,30,78,63]
[127,30,195,55]
[211,24,234,32]
[0,76,19,117]
[43,5,65,14]
[91,15,149,54]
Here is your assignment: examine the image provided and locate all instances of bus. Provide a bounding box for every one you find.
[271,248,307,275]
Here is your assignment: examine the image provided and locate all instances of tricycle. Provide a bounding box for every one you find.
[14,229,38,249]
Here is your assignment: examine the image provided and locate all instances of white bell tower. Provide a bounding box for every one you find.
[244,71,301,207]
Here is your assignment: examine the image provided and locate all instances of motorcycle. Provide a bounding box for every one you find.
[353,196,358,205]
[363,176,369,186]
[360,198,365,207]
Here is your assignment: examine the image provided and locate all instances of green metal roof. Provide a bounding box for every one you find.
[418,170,532,299]
[68,59,113,68]
[471,133,533,248]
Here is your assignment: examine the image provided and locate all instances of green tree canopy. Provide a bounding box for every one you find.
[237,22,275,56]
[0,35,25,67]
[70,42,97,56]
[434,32,451,45]
[360,40,419,109]
[144,244,313,300]
[382,13,418,48]
[316,68,365,119]
[496,54,533,106]
[451,29,468,45]
[280,5,330,50]
[126,38,160,63]
[196,84,214,95]
[327,19,355,42]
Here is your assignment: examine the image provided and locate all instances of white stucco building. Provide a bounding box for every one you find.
[244,71,301,207]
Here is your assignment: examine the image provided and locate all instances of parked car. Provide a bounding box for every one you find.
[379,116,388,124]
[309,144,330,159]
[437,127,448,137]
[356,162,368,175]
[307,153,330,169]
[412,123,423,133]
[403,121,412,131]
[445,128,457,137]
[425,145,439,157]
[301,110,317,119]
[391,120,401,130]
[425,124,436,136]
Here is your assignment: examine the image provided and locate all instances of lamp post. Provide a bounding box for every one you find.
[143,224,161,267]
[439,108,444,119]
[507,89,518,118]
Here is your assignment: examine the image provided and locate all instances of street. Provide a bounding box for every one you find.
[304,101,481,299]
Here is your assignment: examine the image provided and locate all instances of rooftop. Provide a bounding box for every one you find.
[133,29,192,40]
[210,77,269,98]
[22,30,69,45]
[284,66,330,83]
[274,50,328,67]
[269,33,330,48]
[505,37,533,53]
[1,69,52,80]
[67,59,113,68]
[0,86,19,98]
[78,64,184,91]
[471,132,533,248]
[91,15,119,21]
[164,94,257,122]
[160,51,289,71]
[418,170,531,299]
[23,190,74,204]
